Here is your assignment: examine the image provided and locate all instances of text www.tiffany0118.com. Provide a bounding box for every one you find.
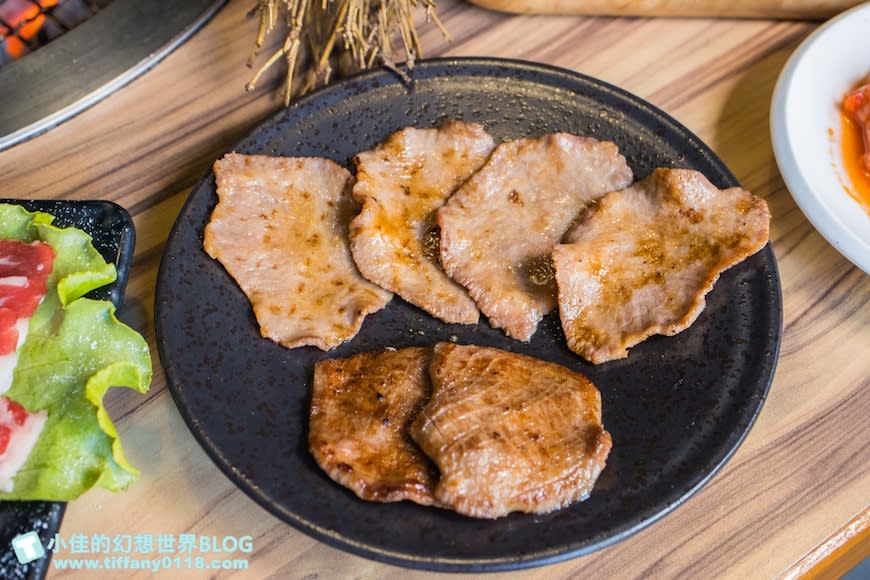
[51,554,249,572]
[10,531,253,572]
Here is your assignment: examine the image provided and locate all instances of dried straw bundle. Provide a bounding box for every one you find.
[246,0,448,104]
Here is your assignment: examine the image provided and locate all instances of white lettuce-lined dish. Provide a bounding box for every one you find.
[771,1,870,274]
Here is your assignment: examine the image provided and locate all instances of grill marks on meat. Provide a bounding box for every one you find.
[308,343,611,518]
[204,153,392,351]
[553,168,771,364]
[349,121,496,324]
[410,343,612,519]
[438,133,633,341]
[309,347,438,504]
[204,127,770,521]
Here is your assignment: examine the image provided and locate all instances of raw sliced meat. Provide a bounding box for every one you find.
[203,153,392,351]
[410,342,612,519]
[309,347,438,505]
[0,316,28,394]
[0,396,47,493]
[0,239,54,355]
[0,239,55,394]
[0,309,18,356]
[438,133,633,341]
[349,120,495,324]
[553,167,771,364]
[0,239,54,280]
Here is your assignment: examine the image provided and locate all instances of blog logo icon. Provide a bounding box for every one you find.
[11,531,45,564]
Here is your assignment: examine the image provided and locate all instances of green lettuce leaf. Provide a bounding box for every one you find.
[0,203,151,501]
[0,204,117,331]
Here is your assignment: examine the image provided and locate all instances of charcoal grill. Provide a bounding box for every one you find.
[0,0,226,151]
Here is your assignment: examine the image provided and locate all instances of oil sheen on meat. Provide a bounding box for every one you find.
[349,121,495,324]
[410,342,612,519]
[553,167,771,364]
[309,347,438,504]
[203,153,392,351]
[438,133,633,341]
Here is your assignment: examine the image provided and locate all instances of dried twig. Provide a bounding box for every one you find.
[246,0,448,105]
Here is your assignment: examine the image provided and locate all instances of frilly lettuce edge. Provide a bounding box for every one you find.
[0,203,151,501]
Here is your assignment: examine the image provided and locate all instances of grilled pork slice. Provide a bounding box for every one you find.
[553,167,771,364]
[309,347,438,504]
[438,133,633,341]
[410,343,612,519]
[204,153,392,351]
[349,121,496,324]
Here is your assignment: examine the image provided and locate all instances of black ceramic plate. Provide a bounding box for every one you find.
[0,199,135,580]
[155,58,782,571]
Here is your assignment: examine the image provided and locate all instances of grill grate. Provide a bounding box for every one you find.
[0,0,225,151]
[0,0,112,67]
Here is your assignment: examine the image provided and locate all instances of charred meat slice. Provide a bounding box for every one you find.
[410,342,612,519]
[309,347,438,505]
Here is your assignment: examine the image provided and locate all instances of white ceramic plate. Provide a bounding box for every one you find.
[771,1,870,274]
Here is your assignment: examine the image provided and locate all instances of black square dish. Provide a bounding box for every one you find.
[0,199,135,580]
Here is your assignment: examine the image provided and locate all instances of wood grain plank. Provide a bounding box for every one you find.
[466,0,864,19]
[2,1,868,578]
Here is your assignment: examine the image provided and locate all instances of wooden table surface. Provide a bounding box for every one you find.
[2,1,869,578]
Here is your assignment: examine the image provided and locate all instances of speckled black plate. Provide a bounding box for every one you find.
[155,58,782,571]
[0,199,135,580]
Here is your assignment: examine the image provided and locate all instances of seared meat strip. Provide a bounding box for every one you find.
[553,167,771,364]
[204,153,392,351]
[410,342,612,519]
[349,121,495,324]
[309,347,439,505]
[438,133,633,341]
